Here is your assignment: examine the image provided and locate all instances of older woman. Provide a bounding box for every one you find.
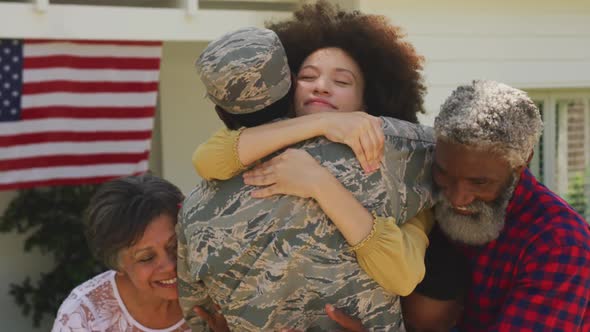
[51,175,188,332]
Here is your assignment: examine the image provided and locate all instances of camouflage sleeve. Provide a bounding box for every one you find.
[176,218,213,331]
[379,117,435,223]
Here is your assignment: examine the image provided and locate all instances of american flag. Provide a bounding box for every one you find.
[0,39,162,190]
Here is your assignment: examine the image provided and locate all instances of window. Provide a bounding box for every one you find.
[528,91,590,220]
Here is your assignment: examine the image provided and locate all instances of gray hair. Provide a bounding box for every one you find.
[85,174,183,270]
[434,80,543,167]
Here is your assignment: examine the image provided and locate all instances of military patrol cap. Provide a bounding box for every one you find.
[196,27,292,114]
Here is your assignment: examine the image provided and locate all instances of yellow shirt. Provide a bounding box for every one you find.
[192,127,247,181]
[354,209,433,296]
[192,127,434,295]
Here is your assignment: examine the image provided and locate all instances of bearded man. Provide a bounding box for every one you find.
[401,80,590,332]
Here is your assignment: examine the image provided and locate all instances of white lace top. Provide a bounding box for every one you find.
[52,270,190,332]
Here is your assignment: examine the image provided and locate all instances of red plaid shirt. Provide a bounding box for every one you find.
[458,169,590,331]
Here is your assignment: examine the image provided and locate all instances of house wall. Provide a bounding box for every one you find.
[359,0,590,124]
[158,41,221,194]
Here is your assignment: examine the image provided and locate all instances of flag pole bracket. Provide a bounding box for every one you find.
[34,0,49,13]
[186,0,199,17]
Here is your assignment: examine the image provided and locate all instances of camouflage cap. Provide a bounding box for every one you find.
[196,27,292,114]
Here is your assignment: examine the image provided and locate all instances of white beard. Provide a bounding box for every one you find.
[435,176,518,246]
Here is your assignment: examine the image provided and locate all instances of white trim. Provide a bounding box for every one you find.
[585,98,590,219]
[0,3,291,41]
[35,0,49,13]
[556,101,569,196]
[529,100,542,178]
[186,0,199,17]
[584,98,590,173]
[526,90,590,218]
[542,96,557,192]
[529,91,590,100]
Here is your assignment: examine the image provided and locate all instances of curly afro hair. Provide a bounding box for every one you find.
[266,1,426,123]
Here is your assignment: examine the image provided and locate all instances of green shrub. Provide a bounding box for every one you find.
[0,185,105,327]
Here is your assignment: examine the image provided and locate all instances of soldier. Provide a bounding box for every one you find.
[176,26,436,331]
[195,26,292,132]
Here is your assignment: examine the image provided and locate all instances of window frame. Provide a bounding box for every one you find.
[527,90,590,219]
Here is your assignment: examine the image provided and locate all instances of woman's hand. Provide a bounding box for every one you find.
[318,112,384,173]
[324,304,367,332]
[245,147,375,246]
[243,149,329,199]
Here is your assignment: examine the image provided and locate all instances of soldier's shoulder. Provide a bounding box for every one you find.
[185,180,212,198]
[381,117,435,144]
[182,181,216,211]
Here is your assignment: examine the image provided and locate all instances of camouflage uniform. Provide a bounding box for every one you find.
[196,26,291,115]
[177,119,435,331]
[178,27,435,331]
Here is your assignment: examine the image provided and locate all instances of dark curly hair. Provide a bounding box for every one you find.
[266,1,426,123]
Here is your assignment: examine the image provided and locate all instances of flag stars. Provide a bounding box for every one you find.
[0,40,21,122]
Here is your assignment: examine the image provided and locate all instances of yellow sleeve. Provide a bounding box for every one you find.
[192,127,246,180]
[353,209,434,296]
